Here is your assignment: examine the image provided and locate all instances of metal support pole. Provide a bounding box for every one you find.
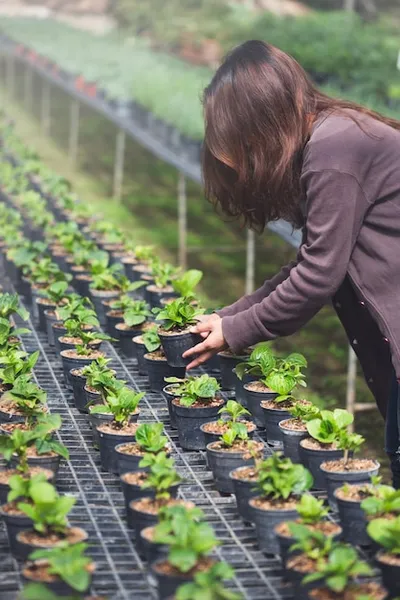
[6,54,15,100]
[24,63,33,111]
[346,346,357,432]
[344,0,356,11]
[245,230,256,294]
[41,80,51,136]
[178,172,187,269]
[68,99,80,168]
[113,129,126,201]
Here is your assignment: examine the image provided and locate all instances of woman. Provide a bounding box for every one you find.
[183,40,400,485]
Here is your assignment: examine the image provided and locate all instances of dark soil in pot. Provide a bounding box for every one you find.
[249,495,299,555]
[218,350,251,391]
[375,552,400,597]
[44,310,60,346]
[120,470,179,514]
[285,554,323,600]
[260,400,293,447]
[0,502,33,558]
[279,419,308,464]
[59,336,101,354]
[334,484,372,546]
[36,297,56,333]
[162,384,179,429]
[16,526,88,561]
[243,381,278,428]
[90,289,121,326]
[150,556,214,600]
[133,336,147,375]
[140,525,169,563]
[320,458,380,511]
[275,520,342,569]
[299,438,346,490]
[97,422,139,473]
[116,322,146,358]
[229,466,259,523]
[158,328,202,368]
[146,285,177,309]
[70,368,88,412]
[60,349,104,390]
[206,440,264,494]
[0,399,27,424]
[22,559,93,596]
[9,448,61,477]
[105,309,124,338]
[308,582,387,600]
[0,468,54,504]
[173,397,225,451]
[201,420,256,446]
[144,351,185,393]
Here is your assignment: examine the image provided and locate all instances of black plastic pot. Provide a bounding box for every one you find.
[83,386,102,412]
[146,285,177,309]
[60,350,101,390]
[116,323,145,358]
[20,276,32,305]
[144,353,185,393]
[229,466,258,523]
[16,526,88,561]
[105,309,123,338]
[285,556,320,600]
[22,560,93,596]
[218,352,249,390]
[159,330,202,368]
[70,369,88,412]
[90,289,120,326]
[140,526,168,564]
[53,322,68,355]
[74,274,92,297]
[44,310,60,346]
[131,264,151,283]
[204,353,220,373]
[59,337,101,354]
[0,505,33,559]
[376,552,400,597]
[299,440,346,490]
[234,372,256,408]
[36,297,56,333]
[206,441,262,493]
[120,471,179,513]
[89,409,137,449]
[334,487,370,546]
[162,384,179,429]
[243,383,278,427]
[31,286,47,321]
[127,498,159,545]
[9,452,61,478]
[133,337,147,375]
[97,426,137,473]
[249,496,298,555]
[150,558,193,600]
[276,523,342,569]
[279,420,308,464]
[261,403,291,447]
[115,444,145,476]
[320,460,380,511]
[173,400,224,451]
[0,408,26,425]
[200,421,256,447]
[0,469,53,504]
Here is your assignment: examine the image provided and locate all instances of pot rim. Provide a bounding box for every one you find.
[299,438,340,452]
[206,440,264,456]
[200,420,257,434]
[248,495,299,513]
[228,465,257,482]
[320,459,380,475]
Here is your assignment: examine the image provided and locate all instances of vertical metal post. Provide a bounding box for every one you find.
[178,172,187,269]
[113,129,126,201]
[41,80,51,136]
[245,229,256,294]
[344,0,356,11]
[24,63,33,111]
[68,99,80,168]
[346,346,357,432]
[6,54,15,100]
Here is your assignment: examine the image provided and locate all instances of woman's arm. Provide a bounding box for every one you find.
[185,170,369,367]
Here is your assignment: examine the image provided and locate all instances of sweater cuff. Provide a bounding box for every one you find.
[221,309,266,354]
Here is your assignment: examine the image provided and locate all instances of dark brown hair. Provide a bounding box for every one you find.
[203,40,400,232]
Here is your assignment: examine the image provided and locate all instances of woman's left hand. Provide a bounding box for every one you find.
[183,315,228,370]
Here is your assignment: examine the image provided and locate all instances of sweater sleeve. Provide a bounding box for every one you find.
[221,170,369,353]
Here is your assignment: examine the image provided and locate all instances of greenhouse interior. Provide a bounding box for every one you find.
[0,1,399,599]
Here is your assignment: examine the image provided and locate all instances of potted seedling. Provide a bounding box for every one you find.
[83,363,119,411]
[0,371,46,427]
[229,461,260,524]
[53,297,98,353]
[150,504,220,599]
[22,542,94,596]
[155,296,205,367]
[274,494,342,568]
[206,421,264,494]
[144,335,186,392]
[26,258,71,317]
[171,269,202,300]
[116,422,169,475]
[218,347,251,391]
[70,356,115,413]
[174,561,242,600]
[35,281,69,334]
[248,452,313,554]
[114,299,152,357]
[93,386,144,472]
[320,429,380,511]
[279,401,321,464]
[121,451,181,522]
[0,292,29,322]
[300,409,356,490]
[89,259,136,325]
[166,374,224,450]
[60,329,109,390]
[15,479,87,560]
[201,400,256,446]
[368,516,400,597]
[0,316,29,354]
[130,245,156,282]
[133,324,160,375]
[87,377,127,449]
[147,260,180,308]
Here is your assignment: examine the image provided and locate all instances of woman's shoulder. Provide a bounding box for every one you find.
[302,109,397,177]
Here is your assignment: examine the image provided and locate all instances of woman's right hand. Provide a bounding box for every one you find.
[195,313,220,339]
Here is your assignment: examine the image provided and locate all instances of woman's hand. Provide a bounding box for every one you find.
[183,314,228,370]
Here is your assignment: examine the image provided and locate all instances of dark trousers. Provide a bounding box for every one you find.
[385,374,400,488]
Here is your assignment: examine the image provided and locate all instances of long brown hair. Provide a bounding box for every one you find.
[203,40,400,231]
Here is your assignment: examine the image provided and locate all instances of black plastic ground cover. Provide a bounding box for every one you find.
[0,278,295,600]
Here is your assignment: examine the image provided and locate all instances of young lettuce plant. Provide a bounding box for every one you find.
[288,523,336,562]
[0,292,29,321]
[18,480,75,536]
[90,387,144,429]
[361,484,400,518]
[0,317,30,352]
[155,296,205,331]
[150,259,180,289]
[306,409,356,453]
[367,515,400,556]
[134,422,169,454]
[295,494,329,525]
[142,326,161,352]
[139,451,182,500]
[0,350,39,386]
[28,543,92,593]
[2,374,47,420]
[40,281,69,306]
[288,401,321,423]
[75,329,113,357]
[165,374,220,407]
[176,561,242,600]
[7,471,49,503]
[121,299,151,328]
[218,400,251,425]
[172,269,203,300]
[219,422,251,449]
[255,452,313,500]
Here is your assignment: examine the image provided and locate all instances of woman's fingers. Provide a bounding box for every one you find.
[185,350,214,371]
[183,337,210,359]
